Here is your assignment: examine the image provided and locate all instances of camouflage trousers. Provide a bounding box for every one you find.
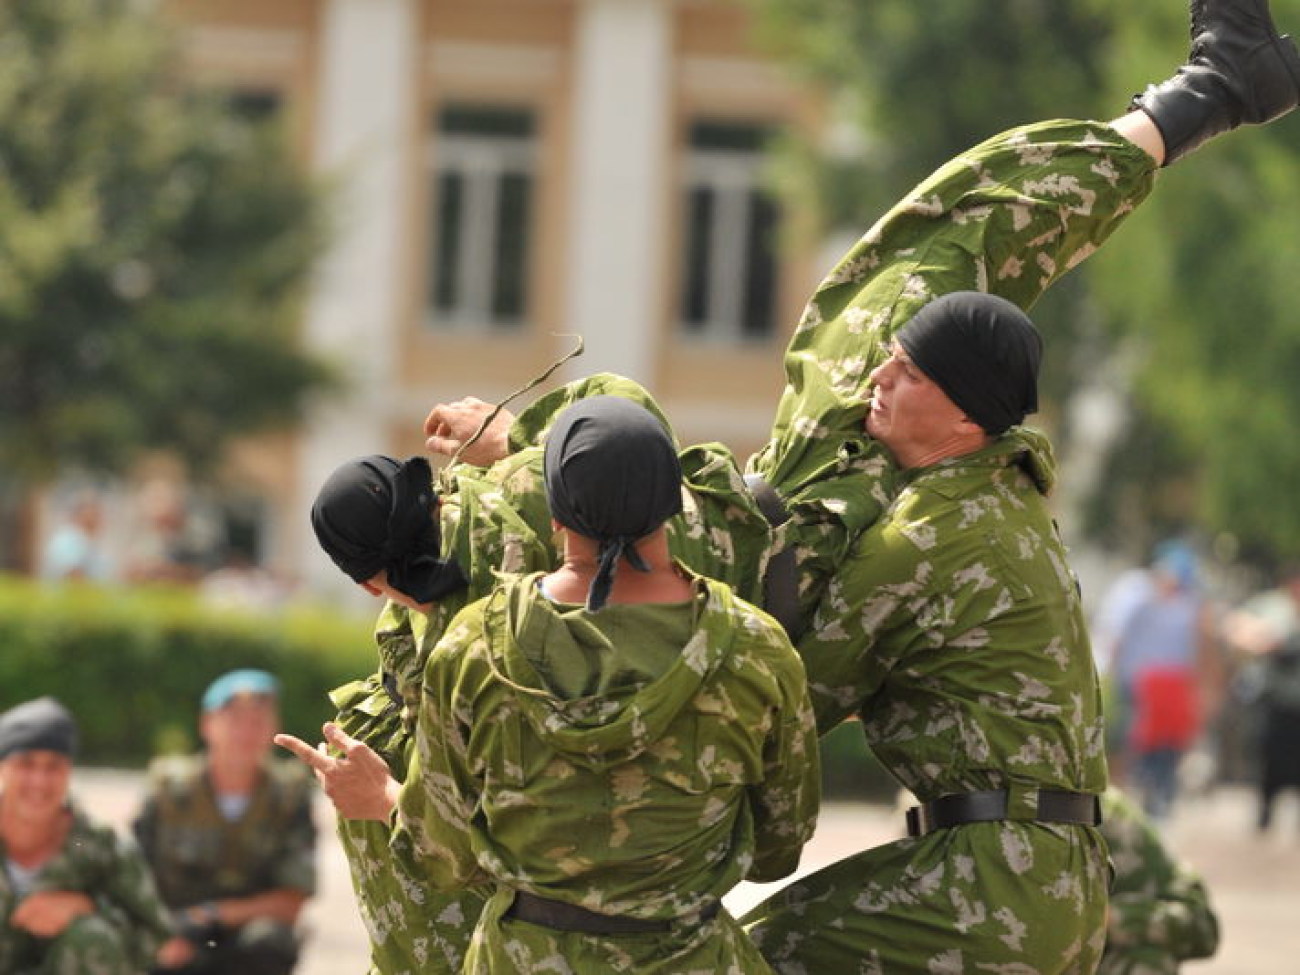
[743,119,1159,973]
[9,914,140,975]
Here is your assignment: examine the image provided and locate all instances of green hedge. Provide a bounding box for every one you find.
[0,576,899,802]
[0,575,375,766]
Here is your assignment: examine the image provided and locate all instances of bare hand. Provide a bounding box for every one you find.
[274,723,399,821]
[10,890,94,937]
[156,935,198,969]
[423,397,514,466]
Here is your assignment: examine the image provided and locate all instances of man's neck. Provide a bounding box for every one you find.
[899,430,993,471]
[207,756,262,796]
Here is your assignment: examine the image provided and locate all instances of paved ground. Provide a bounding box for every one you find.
[78,769,1299,973]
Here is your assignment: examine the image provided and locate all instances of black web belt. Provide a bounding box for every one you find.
[905,788,1102,838]
[505,891,721,935]
[743,472,805,641]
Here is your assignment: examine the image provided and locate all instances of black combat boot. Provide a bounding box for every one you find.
[1131,0,1300,165]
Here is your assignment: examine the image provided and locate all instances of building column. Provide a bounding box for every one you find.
[293,0,419,596]
[563,0,674,383]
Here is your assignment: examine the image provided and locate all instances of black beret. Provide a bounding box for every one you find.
[0,697,78,761]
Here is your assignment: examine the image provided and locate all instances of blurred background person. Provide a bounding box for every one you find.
[39,491,114,584]
[1110,542,1223,821]
[133,670,316,975]
[1221,564,1300,831]
[0,696,172,974]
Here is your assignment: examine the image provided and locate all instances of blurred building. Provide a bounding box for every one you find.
[141,0,825,599]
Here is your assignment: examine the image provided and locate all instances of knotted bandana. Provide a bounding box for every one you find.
[310,455,467,604]
[896,291,1042,435]
[544,396,682,611]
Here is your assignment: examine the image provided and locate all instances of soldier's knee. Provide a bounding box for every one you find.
[44,914,134,975]
[232,919,302,975]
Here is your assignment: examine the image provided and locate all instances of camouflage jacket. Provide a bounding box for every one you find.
[797,428,1108,798]
[132,754,316,907]
[0,799,172,972]
[397,569,820,973]
[745,428,1112,974]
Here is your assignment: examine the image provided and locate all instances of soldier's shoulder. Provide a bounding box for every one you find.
[144,753,206,795]
[263,755,314,801]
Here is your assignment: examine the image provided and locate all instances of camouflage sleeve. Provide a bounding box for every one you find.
[130,777,163,870]
[92,828,176,964]
[795,514,917,733]
[749,635,822,883]
[395,607,491,890]
[506,372,675,454]
[1103,790,1220,962]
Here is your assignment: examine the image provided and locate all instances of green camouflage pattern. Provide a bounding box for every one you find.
[1,801,172,975]
[739,120,1160,974]
[750,118,1158,633]
[328,380,777,973]
[500,372,776,607]
[328,461,557,975]
[746,431,1111,973]
[1099,786,1219,975]
[133,753,317,906]
[398,570,820,973]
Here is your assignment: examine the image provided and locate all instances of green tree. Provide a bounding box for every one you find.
[749,0,1300,563]
[0,0,333,496]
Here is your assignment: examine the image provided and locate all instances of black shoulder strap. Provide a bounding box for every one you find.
[744,473,805,642]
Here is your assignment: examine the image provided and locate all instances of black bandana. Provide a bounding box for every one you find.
[0,697,78,761]
[309,455,467,604]
[896,292,1042,435]
[544,396,683,611]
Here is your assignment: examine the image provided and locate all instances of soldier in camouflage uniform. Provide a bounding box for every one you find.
[397,396,820,973]
[740,4,1300,966]
[0,697,172,975]
[284,379,775,974]
[134,671,315,975]
[1098,785,1219,975]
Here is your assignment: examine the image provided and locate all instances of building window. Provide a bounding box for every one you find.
[427,105,536,330]
[678,121,780,342]
[225,89,282,122]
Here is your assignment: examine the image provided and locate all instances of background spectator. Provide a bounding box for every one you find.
[133,670,316,975]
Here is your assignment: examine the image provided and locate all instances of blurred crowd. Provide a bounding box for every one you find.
[37,485,296,613]
[1093,539,1300,833]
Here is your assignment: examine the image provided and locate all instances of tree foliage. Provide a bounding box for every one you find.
[0,0,335,482]
[749,0,1300,562]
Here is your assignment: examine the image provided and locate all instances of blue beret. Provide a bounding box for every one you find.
[202,669,279,712]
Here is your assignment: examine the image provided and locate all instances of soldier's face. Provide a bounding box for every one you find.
[866,343,974,469]
[0,749,72,821]
[202,694,279,761]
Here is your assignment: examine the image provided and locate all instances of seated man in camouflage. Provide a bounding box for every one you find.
[0,697,172,975]
[134,670,315,975]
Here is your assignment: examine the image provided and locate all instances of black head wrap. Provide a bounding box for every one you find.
[544,396,683,611]
[895,292,1042,435]
[0,697,78,761]
[309,455,467,604]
